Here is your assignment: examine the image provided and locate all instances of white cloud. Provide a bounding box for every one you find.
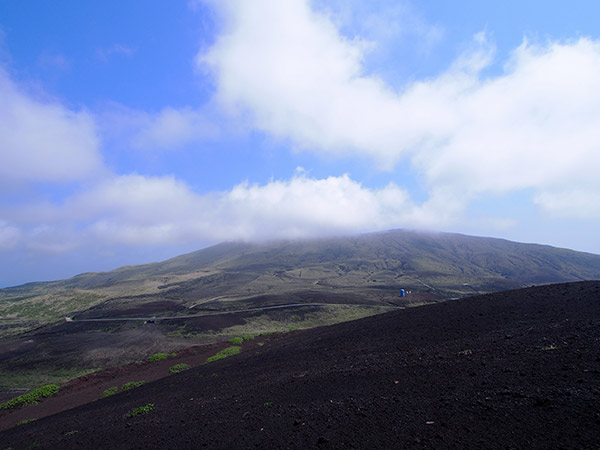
[100,104,219,152]
[315,0,443,59]
[76,173,444,244]
[0,67,103,184]
[200,0,600,219]
[534,189,600,219]
[5,172,453,249]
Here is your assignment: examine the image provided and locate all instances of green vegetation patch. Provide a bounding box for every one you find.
[126,402,155,418]
[17,418,37,426]
[206,346,241,363]
[229,337,244,345]
[168,363,191,374]
[0,384,59,410]
[217,305,393,337]
[99,380,147,399]
[147,352,175,362]
[147,352,168,362]
[101,386,119,398]
[0,291,105,325]
[121,381,146,391]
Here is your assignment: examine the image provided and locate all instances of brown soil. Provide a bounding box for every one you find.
[0,333,293,432]
[1,281,599,449]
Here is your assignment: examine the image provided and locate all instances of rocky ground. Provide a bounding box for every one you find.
[1,281,599,449]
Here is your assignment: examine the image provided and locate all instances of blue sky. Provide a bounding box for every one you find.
[1,0,600,287]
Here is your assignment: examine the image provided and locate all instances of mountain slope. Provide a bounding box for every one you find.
[2,281,599,449]
[2,229,600,327]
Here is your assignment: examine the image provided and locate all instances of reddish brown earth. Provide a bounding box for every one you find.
[1,281,599,449]
[0,333,293,432]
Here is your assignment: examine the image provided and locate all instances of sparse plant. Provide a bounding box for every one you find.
[168,363,191,374]
[457,349,473,356]
[542,344,557,351]
[147,353,169,362]
[64,430,79,436]
[243,334,255,341]
[263,401,273,407]
[121,381,146,391]
[257,342,265,347]
[126,403,155,418]
[0,384,59,410]
[101,386,118,398]
[206,346,241,363]
[17,418,36,426]
[229,337,244,345]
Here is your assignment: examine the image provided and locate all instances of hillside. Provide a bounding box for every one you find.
[2,229,600,328]
[1,281,599,449]
[2,229,600,391]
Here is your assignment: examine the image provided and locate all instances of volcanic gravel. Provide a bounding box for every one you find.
[1,281,599,449]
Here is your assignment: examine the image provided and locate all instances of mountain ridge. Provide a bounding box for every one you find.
[8,229,600,290]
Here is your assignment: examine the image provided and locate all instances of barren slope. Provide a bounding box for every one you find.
[2,281,599,449]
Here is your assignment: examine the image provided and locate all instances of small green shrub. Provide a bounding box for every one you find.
[229,337,244,345]
[0,384,59,410]
[264,401,273,407]
[121,381,146,391]
[101,386,119,398]
[257,342,265,347]
[147,353,169,362]
[17,418,36,426]
[126,403,154,418]
[206,346,241,363]
[243,334,255,341]
[168,363,191,374]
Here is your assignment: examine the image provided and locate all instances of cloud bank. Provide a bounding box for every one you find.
[9,172,438,251]
[201,0,600,219]
[2,0,600,271]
